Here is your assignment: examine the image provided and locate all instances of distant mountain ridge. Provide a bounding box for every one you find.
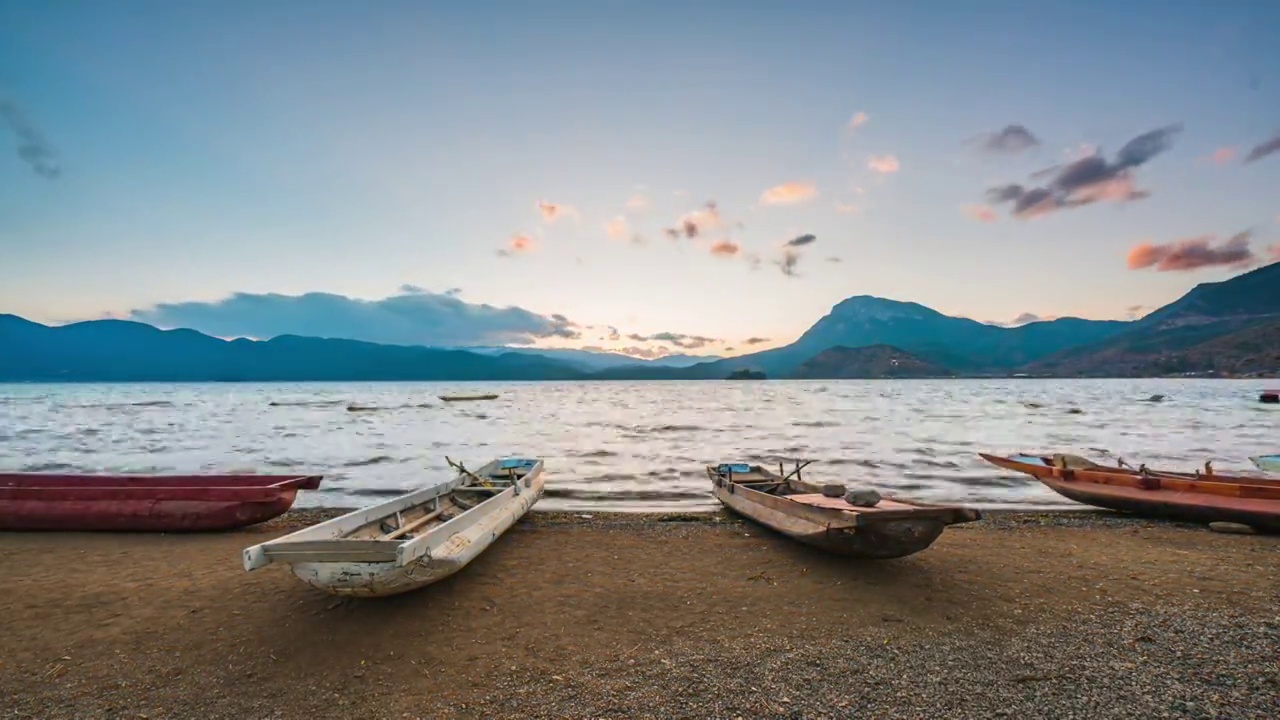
[3,261,1277,381]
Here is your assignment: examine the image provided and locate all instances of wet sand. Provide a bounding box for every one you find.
[3,510,1278,719]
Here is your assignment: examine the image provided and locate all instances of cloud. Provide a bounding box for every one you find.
[1243,133,1280,163]
[536,200,577,222]
[1009,312,1057,326]
[1124,305,1152,320]
[709,239,740,257]
[848,111,868,130]
[833,201,860,214]
[743,337,770,345]
[977,124,1039,154]
[605,216,629,240]
[867,155,900,174]
[961,204,998,223]
[606,326,620,341]
[497,233,535,256]
[743,252,762,271]
[986,124,1179,219]
[0,98,60,179]
[1270,244,1280,260]
[444,287,463,297]
[777,249,801,277]
[1205,147,1237,165]
[624,193,649,214]
[662,200,724,239]
[1126,230,1257,272]
[627,332,721,350]
[129,289,582,347]
[759,182,818,206]
[785,233,817,247]
[825,256,842,263]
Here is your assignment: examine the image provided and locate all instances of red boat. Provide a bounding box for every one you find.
[979,453,1280,533]
[0,473,322,532]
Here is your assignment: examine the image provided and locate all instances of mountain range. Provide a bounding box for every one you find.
[2,261,1277,381]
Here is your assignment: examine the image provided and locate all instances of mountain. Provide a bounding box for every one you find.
[1028,262,1280,376]
[659,296,1129,378]
[789,345,952,379]
[0,315,585,382]
[460,346,721,371]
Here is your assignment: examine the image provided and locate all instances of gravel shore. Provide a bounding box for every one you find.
[3,509,1277,719]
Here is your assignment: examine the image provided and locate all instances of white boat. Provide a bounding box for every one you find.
[243,457,544,597]
[1252,455,1280,473]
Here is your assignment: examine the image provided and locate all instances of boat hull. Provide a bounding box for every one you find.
[0,474,321,532]
[981,453,1280,533]
[710,468,977,559]
[288,469,544,597]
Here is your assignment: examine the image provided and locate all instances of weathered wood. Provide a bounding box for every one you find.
[707,463,979,559]
[379,506,444,541]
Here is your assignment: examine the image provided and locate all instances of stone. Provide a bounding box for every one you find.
[1208,521,1256,535]
[845,488,881,507]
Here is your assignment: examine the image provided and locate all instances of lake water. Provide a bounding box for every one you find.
[1,380,1276,512]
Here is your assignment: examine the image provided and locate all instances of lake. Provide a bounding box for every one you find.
[1,380,1275,511]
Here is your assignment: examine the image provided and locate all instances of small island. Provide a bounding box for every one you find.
[725,369,767,380]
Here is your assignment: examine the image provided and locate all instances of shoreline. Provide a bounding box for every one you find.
[4,508,1277,718]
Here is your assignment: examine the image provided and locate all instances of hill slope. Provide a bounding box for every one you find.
[0,315,585,382]
[789,345,952,379]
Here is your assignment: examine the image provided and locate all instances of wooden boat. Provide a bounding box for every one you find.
[1251,455,1280,473]
[439,393,498,402]
[1260,390,1279,404]
[980,453,1280,533]
[0,473,322,532]
[243,457,543,597]
[707,461,980,558]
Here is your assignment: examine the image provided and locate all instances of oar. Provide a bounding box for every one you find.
[445,456,492,488]
[780,459,813,483]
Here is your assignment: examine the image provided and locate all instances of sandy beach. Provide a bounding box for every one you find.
[3,510,1278,719]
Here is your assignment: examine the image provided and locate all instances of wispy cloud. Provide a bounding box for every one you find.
[709,240,740,257]
[777,248,801,277]
[129,288,580,347]
[1243,133,1280,163]
[1126,230,1257,272]
[605,216,629,240]
[833,201,860,214]
[497,233,535,256]
[0,98,60,179]
[1204,146,1237,165]
[848,111,868,130]
[867,155,900,174]
[975,124,1040,154]
[759,181,818,206]
[961,204,998,223]
[662,200,723,239]
[825,256,842,263]
[624,193,649,214]
[537,200,577,222]
[785,233,817,247]
[986,124,1179,219]
[626,332,721,350]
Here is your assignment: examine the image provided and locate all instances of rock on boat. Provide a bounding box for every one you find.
[243,457,543,597]
[707,461,980,559]
[980,453,1280,533]
[0,473,322,532]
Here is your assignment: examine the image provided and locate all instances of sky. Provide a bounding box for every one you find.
[2,0,1279,358]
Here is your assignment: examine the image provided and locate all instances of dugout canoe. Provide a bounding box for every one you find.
[243,457,543,597]
[707,461,981,559]
[0,473,322,532]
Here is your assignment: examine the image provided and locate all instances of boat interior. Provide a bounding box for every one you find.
[344,458,538,542]
[709,462,817,496]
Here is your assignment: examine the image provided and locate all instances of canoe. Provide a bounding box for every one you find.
[439,394,498,402]
[243,457,543,597]
[1252,455,1280,473]
[980,453,1280,533]
[0,473,322,532]
[707,461,980,558]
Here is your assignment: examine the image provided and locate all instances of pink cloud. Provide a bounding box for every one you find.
[497,233,536,256]
[605,216,629,240]
[962,204,998,223]
[1126,231,1256,272]
[848,111,868,130]
[537,200,577,222]
[759,182,818,206]
[709,240,740,257]
[833,201,860,214]
[1207,146,1237,165]
[624,193,649,214]
[867,155,900,174]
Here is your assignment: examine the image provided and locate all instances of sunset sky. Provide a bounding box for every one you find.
[2,1,1279,357]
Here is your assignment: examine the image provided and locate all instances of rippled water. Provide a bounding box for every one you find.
[1,380,1276,511]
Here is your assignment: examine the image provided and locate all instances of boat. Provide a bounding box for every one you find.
[0,473,322,532]
[243,457,543,597]
[1261,390,1279,404]
[439,393,498,402]
[1252,455,1280,473]
[707,461,981,558]
[980,453,1280,533]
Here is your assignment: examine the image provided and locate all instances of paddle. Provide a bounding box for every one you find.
[445,456,493,488]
